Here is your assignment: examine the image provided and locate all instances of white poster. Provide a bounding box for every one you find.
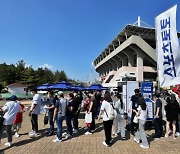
[155,5,180,87]
[122,81,139,122]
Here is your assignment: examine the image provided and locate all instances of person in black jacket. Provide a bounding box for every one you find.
[44,91,56,136]
[165,96,179,139]
[72,91,83,133]
[128,89,141,136]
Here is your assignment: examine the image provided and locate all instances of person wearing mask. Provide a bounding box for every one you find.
[72,91,82,133]
[128,89,141,136]
[53,91,68,142]
[65,93,74,138]
[133,97,149,149]
[113,93,126,140]
[0,95,21,147]
[98,91,114,147]
[44,91,56,136]
[28,88,41,137]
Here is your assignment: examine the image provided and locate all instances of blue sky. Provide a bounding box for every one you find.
[0,0,180,82]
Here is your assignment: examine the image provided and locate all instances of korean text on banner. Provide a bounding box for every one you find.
[155,5,180,87]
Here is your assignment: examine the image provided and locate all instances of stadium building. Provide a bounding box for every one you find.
[93,17,180,92]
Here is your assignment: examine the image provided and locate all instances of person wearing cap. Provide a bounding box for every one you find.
[53,91,68,142]
[0,95,21,147]
[28,88,41,137]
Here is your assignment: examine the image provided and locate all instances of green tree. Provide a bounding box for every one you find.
[0,63,16,86]
[15,59,26,82]
[54,70,67,82]
[21,66,39,89]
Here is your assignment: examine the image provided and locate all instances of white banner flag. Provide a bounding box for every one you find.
[155,5,180,87]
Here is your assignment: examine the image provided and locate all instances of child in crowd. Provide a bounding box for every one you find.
[13,100,25,137]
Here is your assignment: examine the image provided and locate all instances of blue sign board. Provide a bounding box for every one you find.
[142,82,153,121]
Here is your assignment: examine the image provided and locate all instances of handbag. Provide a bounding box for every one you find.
[43,112,48,126]
[85,111,92,123]
[133,115,139,123]
[0,108,4,129]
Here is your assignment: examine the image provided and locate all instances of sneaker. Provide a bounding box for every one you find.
[103,141,110,147]
[122,137,126,140]
[28,130,34,135]
[134,138,140,144]
[29,132,38,137]
[14,133,20,138]
[5,142,12,147]
[84,126,88,130]
[73,129,78,134]
[140,144,149,149]
[85,131,92,135]
[65,134,72,139]
[110,138,113,144]
[152,135,160,139]
[62,132,67,136]
[175,132,180,136]
[53,138,62,143]
[113,133,118,137]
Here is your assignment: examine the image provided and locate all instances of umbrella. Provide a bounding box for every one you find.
[37,83,52,91]
[86,84,108,91]
[48,81,73,91]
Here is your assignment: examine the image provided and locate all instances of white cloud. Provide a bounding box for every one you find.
[39,64,53,70]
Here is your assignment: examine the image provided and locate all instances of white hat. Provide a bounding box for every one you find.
[58,91,63,95]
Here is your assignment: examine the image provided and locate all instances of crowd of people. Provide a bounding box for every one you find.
[0,88,180,149]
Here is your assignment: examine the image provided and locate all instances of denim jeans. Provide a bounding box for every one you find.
[113,114,125,138]
[56,116,65,140]
[48,112,54,134]
[135,119,149,147]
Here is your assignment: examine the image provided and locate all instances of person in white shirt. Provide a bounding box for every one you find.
[133,97,149,149]
[113,93,126,140]
[29,88,41,136]
[98,91,114,147]
[0,95,21,147]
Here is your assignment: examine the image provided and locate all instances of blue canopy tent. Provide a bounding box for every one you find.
[36,83,52,91]
[73,84,85,91]
[48,81,74,91]
[86,84,108,91]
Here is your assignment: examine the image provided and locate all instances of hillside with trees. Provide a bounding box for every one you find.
[0,60,79,92]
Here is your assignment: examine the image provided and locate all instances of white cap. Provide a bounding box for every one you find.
[58,91,63,95]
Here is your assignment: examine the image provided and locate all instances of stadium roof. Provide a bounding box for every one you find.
[94,24,180,63]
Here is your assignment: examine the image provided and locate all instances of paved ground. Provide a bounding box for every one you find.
[0,102,180,154]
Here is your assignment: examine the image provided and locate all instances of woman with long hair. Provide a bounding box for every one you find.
[98,91,114,147]
[113,93,126,140]
[133,97,149,149]
[164,96,179,139]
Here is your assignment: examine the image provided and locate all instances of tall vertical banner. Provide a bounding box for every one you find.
[142,82,153,120]
[155,5,180,87]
